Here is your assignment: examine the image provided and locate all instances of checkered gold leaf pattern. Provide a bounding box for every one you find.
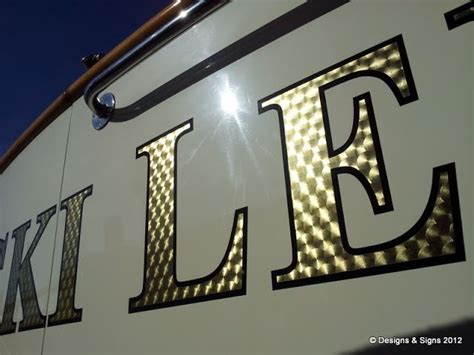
[130,122,245,309]
[0,207,55,333]
[49,186,92,325]
[19,208,56,330]
[261,40,457,283]
[0,222,31,334]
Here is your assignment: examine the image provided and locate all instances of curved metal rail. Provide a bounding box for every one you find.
[84,0,228,130]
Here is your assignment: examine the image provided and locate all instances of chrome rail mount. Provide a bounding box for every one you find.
[84,0,228,130]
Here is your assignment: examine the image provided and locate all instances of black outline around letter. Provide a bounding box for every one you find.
[129,120,248,313]
[445,1,473,30]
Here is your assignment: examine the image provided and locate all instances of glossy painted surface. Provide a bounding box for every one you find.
[1,1,473,354]
[0,109,71,354]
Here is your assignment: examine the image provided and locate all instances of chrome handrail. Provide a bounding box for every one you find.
[84,0,228,130]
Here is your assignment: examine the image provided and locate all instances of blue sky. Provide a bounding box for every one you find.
[0,0,170,156]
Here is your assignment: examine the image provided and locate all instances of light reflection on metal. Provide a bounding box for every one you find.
[91,93,115,130]
[178,10,189,19]
[85,0,229,128]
